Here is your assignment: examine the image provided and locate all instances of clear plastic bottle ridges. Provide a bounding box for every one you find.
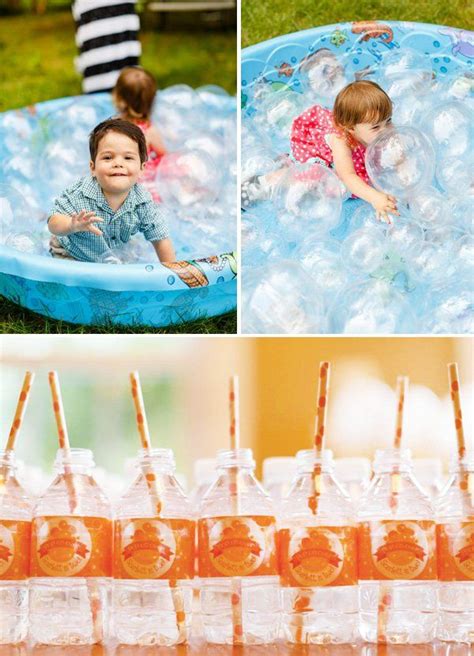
[358,448,437,644]
[113,448,195,645]
[436,454,474,643]
[279,449,359,644]
[198,448,280,644]
[262,456,297,508]
[29,448,113,644]
[0,449,32,644]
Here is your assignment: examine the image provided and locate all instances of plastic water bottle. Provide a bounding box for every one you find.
[190,458,217,507]
[436,454,474,643]
[358,448,437,643]
[198,448,280,644]
[413,458,444,500]
[262,456,297,508]
[279,449,359,644]
[334,457,372,502]
[29,448,113,644]
[0,449,32,644]
[113,448,195,645]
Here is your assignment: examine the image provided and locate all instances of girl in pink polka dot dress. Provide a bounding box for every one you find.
[243,80,399,223]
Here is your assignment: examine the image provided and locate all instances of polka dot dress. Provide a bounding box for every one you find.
[290,104,371,187]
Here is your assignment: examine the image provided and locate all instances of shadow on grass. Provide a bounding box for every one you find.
[0,296,237,334]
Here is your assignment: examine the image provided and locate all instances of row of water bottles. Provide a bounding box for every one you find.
[0,444,472,645]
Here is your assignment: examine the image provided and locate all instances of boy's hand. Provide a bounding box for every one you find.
[70,210,104,236]
[371,191,399,225]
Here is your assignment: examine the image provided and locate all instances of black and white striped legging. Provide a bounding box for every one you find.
[73,0,142,94]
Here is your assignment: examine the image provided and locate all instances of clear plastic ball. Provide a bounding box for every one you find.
[424,101,473,158]
[252,89,306,148]
[365,126,435,198]
[386,217,425,257]
[295,241,349,301]
[383,71,432,101]
[449,197,474,233]
[5,231,42,254]
[299,49,349,105]
[274,162,343,234]
[340,226,387,274]
[408,187,451,228]
[330,279,415,334]
[452,233,474,276]
[426,281,473,333]
[406,239,452,284]
[379,48,433,80]
[154,149,220,208]
[436,155,474,196]
[153,85,206,148]
[39,138,90,197]
[242,260,326,334]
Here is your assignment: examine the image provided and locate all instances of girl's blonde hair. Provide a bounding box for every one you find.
[113,67,157,121]
[333,80,392,129]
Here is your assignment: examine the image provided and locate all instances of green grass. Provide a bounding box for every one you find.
[0,10,237,333]
[242,0,473,48]
[0,297,237,334]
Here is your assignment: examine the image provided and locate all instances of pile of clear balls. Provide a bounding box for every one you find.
[242,46,473,334]
[0,85,236,264]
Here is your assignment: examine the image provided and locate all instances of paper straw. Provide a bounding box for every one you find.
[448,363,466,461]
[48,371,102,644]
[5,371,35,452]
[129,371,186,642]
[377,375,409,644]
[228,375,243,645]
[293,362,331,643]
[447,363,472,503]
[308,362,330,516]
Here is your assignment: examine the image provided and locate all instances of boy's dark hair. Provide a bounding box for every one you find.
[89,118,148,164]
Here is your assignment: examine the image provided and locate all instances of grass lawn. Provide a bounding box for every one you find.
[242,0,473,47]
[0,10,237,333]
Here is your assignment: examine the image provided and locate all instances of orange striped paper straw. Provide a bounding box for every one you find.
[447,363,472,503]
[448,363,466,461]
[229,375,244,645]
[5,371,35,452]
[48,371,102,644]
[129,371,186,642]
[377,375,409,644]
[308,362,330,515]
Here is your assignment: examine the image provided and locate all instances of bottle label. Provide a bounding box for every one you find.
[198,515,278,578]
[279,526,357,587]
[437,522,474,581]
[358,520,437,580]
[31,516,112,578]
[114,518,195,580]
[0,520,31,580]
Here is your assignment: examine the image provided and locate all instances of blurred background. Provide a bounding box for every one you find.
[1,336,472,501]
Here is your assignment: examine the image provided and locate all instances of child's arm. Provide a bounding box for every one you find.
[152,238,175,263]
[330,134,399,223]
[146,126,167,156]
[48,210,104,236]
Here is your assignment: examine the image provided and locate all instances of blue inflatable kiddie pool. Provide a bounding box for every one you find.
[0,88,237,328]
[241,22,473,334]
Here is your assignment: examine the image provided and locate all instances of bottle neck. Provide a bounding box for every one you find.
[216,448,255,473]
[448,455,473,475]
[373,448,413,475]
[296,448,335,474]
[54,448,95,476]
[0,449,17,478]
[136,448,176,474]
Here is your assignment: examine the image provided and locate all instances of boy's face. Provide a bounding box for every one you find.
[90,131,144,193]
[350,116,392,146]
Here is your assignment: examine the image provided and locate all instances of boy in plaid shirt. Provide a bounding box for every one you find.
[48,118,175,263]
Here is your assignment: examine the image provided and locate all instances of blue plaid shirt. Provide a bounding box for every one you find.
[49,176,170,262]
